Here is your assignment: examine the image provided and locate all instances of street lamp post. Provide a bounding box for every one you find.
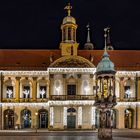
[35,112,38,133]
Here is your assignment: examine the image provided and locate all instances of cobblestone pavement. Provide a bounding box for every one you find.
[0,130,140,140]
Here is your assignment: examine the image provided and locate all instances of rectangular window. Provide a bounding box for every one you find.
[67,85,76,95]
[23,86,30,98]
[39,86,46,98]
[6,86,13,98]
[124,86,131,98]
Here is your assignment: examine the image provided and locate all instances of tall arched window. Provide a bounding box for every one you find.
[124,108,133,129]
[20,79,32,99]
[21,109,31,129]
[3,78,15,99]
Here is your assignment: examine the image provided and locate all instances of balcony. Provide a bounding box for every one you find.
[117,97,137,102]
[2,98,16,102]
[50,95,95,100]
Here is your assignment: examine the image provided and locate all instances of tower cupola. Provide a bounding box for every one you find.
[59,3,79,56]
[96,27,115,75]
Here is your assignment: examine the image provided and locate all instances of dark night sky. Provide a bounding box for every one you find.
[0,0,140,50]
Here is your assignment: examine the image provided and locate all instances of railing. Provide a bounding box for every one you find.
[2,98,49,102]
[50,95,95,100]
[117,97,136,102]
[2,98,16,102]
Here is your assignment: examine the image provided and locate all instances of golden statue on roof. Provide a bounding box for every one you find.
[64,3,72,16]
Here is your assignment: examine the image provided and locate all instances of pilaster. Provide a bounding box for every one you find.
[0,104,2,130]
[91,106,96,129]
[32,77,37,101]
[78,106,82,128]
[137,77,140,101]
[63,106,67,129]
[15,77,20,102]
[49,106,54,129]
[118,107,125,129]
[137,105,140,129]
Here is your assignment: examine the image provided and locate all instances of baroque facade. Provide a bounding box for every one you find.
[0,3,140,130]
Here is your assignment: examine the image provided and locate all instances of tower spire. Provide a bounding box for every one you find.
[106,27,114,50]
[87,23,91,43]
[104,27,108,53]
[84,23,94,50]
[64,3,72,16]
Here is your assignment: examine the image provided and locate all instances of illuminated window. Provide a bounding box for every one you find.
[6,86,13,98]
[39,86,46,98]
[124,86,131,98]
[23,86,30,98]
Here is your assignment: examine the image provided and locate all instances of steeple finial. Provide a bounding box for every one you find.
[64,3,72,16]
[104,27,109,52]
[107,28,111,45]
[86,23,91,43]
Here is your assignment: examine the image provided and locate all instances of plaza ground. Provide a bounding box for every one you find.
[0,129,140,140]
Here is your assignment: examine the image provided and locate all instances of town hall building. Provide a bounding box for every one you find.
[0,3,140,131]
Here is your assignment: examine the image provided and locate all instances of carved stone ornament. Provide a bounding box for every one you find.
[49,56,95,68]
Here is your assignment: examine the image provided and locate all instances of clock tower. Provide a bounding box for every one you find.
[59,3,79,56]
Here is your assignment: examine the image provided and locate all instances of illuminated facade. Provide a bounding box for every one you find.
[0,3,140,130]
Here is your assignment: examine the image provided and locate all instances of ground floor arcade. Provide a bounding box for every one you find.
[0,102,140,130]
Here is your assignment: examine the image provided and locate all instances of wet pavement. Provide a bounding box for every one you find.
[0,130,140,140]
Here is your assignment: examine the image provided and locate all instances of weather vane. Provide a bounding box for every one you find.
[64,3,72,16]
[86,23,90,31]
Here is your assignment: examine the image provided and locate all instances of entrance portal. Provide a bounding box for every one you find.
[4,109,14,129]
[21,109,31,129]
[67,115,76,129]
[38,109,48,128]
[67,108,76,129]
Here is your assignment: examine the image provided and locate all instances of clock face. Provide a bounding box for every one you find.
[66,47,71,53]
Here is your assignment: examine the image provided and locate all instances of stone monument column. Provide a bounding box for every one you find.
[94,27,117,139]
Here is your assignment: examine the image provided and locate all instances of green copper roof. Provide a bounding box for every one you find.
[96,51,115,73]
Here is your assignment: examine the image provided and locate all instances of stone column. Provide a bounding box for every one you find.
[66,27,68,41]
[50,106,54,129]
[91,106,96,129]
[31,109,36,129]
[120,81,124,101]
[49,74,54,99]
[15,107,21,129]
[118,107,125,129]
[15,77,20,102]
[137,105,140,129]
[0,73,2,129]
[77,74,81,97]
[137,77,140,101]
[32,77,37,101]
[78,106,82,129]
[63,106,67,129]
[62,74,66,99]
[0,104,2,130]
